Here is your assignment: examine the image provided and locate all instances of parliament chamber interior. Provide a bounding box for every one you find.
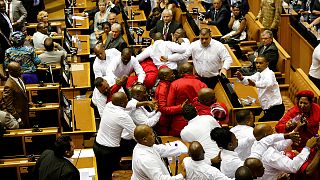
[1,0,320,179]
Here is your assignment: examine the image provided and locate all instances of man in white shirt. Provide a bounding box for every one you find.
[180,104,221,165]
[93,92,136,180]
[39,38,67,64]
[93,43,121,78]
[309,43,320,88]
[131,124,186,180]
[167,28,233,88]
[128,84,160,127]
[236,55,284,122]
[135,32,187,69]
[183,141,232,180]
[243,158,265,179]
[235,166,254,180]
[32,22,49,49]
[230,110,256,160]
[106,48,145,85]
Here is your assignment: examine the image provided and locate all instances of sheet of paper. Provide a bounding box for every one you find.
[71,64,84,71]
[72,16,86,20]
[72,149,95,158]
[79,168,95,180]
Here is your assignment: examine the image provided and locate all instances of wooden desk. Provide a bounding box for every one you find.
[72,0,87,13]
[187,0,206,14]
[37,63,61,70]
[72,149,98,180]
[72,35,90,56]
[67,14,90,35]
[72,98,95,133]
[0,158,36,180]
[279,10,298,54]
[224,44,242,77]
[199,24,222,39]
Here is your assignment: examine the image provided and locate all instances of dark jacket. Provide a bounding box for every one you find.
[205,6,231,35]
[149,20,182,41]
[104,34,127,52]
[0,13,11,63]
[256,42,279,72]
[33,149,80,180]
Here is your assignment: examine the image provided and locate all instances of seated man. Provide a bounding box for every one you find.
[203,0,231,35]
[136,32,187,70]
[149,9,182,41]
[183,141,232,179]
[105,48,145,87]
[131,124,187,179]
[181,105,221,165]
[33,135,79,180]
[39,38,67,64]
[104,23,127,52]
[93,43,121,78]
[107,12,118,25]
[167,63,207,136]
[33,22,49,49]
[0,110,21,129]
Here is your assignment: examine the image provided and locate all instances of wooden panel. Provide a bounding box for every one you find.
[72,35,90,56]
[279,10,298,54]
[187,0,206,14]
[70,62,91,88]
[72,98,96,132]
[273,39,291,84]
[248,0,261,16]
[245,12,264,42]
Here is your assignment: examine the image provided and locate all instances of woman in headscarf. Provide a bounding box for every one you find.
[4,31,41,84]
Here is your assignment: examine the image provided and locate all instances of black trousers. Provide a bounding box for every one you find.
[259,103,285,122]
[200,76,219,89]
[93,141,121,180]
[309,75,320,89]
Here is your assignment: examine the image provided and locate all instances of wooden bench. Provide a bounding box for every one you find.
[280,68,320,113]
[274,39,291,84]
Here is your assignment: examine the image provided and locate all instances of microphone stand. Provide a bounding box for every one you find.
[154,130,172,176]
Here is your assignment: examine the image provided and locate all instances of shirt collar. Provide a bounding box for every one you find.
[9,75,20,81]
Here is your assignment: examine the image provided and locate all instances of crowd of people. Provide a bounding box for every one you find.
[0,0,320,179]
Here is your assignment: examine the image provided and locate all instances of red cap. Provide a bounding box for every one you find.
[210,102,228,121]
[296,90,314,99]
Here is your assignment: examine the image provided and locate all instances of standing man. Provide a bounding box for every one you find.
[32,22,49,49]
[93,92,136,180]
[256,0,281,39]
[309,42,320,88]
[4,0,27,28]
[149,9,182,41]
[0,0,12,76]
[104,23,127,52]
[236,55,284,122]
[93,43,121,78]
[33,135,79,180]
[203,0,231,35]
[167,63,207,136]
[168,28,233,88]
[2,62,28,128]
[131,124,187,180]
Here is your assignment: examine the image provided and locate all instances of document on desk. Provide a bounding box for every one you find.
[71,64,84,71]
[79,168,95,180]
[72,16,86,20]
[72,149,95,158]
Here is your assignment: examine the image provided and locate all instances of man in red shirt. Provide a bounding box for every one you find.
[167,63,207,136]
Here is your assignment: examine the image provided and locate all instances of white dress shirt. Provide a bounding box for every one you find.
[250,134,285,160]
[135,40,187,69]
[168,38,191,65]
[230,125,255,160]
[32,31,49,49]
[241,67,282,110]
[309,43,320,79]
[131,143,184,180]
[261,145,310,180]
[168,39,233,78]
[96,102,136,147]
[127,98,161,127]
[220,149,244,178]
[183,157,232,180]
[93,48,121,78]
[180,115,221,164]
[106,56,146,83]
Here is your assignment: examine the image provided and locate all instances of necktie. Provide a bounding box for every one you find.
[214,10,218,21]
[261,46,267,54]
[17,78,26,92]
[163,23,169,40]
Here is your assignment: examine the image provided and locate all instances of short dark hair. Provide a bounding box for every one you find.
[44,38,54,51]
[102,21,111,29]
[54,135,72,157]
[94,77,104,88]
[236,110,251,124]
[182,104,197,121]
[210,127,233,149]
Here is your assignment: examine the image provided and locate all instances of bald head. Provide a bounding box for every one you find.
[134,124,155,147]
[111,92,128,108]
[158,68,174,81]
[178,63,193,76]
[198,88,216,105]
[244,158,264,178]
[153,32,163,41]
[131,84,147,101]
[8,62,21,78]
[235,166,253,180]
[174,28,186,39]
[189,141,205,161]
[253,124,273,141]
[94,43,106,60]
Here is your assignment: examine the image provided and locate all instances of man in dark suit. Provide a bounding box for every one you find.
[251,30,279,72]
[203,0,231,35]
[4,0,27,27]
[104,23,127,52]
[149,9,182,41]
[0,0,12,72]
[33,135,80,180]
[2,62,29,128]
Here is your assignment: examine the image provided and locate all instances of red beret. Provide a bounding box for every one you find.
[210,102,228,121]
[296,90,314,99]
